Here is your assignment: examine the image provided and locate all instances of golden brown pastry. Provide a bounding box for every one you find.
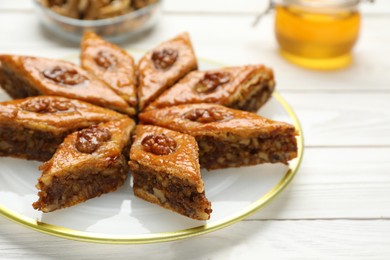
[146,65,275,112]
[33,117,135,212]
[137,32,198,111]
[0,96,126,161]
[81,31,137,116]
[128,125,212,220]
[0,55,133,115]
[139,104,298,170]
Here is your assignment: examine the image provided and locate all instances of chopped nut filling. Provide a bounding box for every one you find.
[184,108,232,123]
[132,166,212,220]
[43,66,87,86]
[0,67,41,99]
[33,161,127,212]
[197,134,297,170]
[0,125,64,161]
[141,133,177,155]
[75,126,111,154]
[94,51,118,69]
[229,79,275,112]
[195,71,230,93]
[151,48,178,70]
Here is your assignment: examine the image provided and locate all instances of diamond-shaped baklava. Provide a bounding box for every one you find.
[146,65,275,112]
[128,125,212,220]
[81,31,137,116]
[0,55,133,115]
[33,117,135,212]
[0,96,126,161]
[139,104,298,170]
[137,32,198,111]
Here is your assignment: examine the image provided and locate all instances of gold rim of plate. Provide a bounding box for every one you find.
[0,54,304,244]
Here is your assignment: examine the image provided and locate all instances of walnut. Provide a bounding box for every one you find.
[195,72,230,93]
[184,108,232,123]
[21,98,74,113]
[151,48,178,70]
[94,51,117,69]
[141,133,177,155]
[43,66,87,86]
[133,0,157,9]
[75,126,111,154]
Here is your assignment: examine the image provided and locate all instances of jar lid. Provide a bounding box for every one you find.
[253,0,373,26]
[279,0,364,8]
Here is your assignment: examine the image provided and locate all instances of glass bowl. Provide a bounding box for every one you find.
[32,0,162,43]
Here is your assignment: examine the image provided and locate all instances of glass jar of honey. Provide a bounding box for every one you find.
[274,0,362,70]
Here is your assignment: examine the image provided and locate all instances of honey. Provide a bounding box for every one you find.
[274,1,361,70]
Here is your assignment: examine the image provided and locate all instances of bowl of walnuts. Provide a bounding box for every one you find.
[33,0,162,43]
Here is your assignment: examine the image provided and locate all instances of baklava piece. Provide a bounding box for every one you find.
[139,104,298,170]
[146,65,275,112]
[0,96,125,161]
[33,117,135,212]
[129,125,212,220]
[137,32,198,111]
[81,31,137,116]
[0,55,133,115]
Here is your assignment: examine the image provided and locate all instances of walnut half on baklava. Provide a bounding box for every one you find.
[139,103,298,170]
[128,125,212,220]
[33,117,135,212]
[0,96,126,161]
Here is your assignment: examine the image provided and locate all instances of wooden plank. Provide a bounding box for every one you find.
[0,217,389,259]
[0,90,387,146]
[0,13,389,92]
[0,12,256,49]
[0,148,388,227]
[282,93,390,146]
[0,0,33,10]
[249,147,390,220]
[163,0,266,14]
[1,0,389,15]
[163,0,390,15]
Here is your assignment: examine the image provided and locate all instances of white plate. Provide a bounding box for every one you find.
[0,54,303,244]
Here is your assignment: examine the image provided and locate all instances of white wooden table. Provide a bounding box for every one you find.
[1,1,390,259]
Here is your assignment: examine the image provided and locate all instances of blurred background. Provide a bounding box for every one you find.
[1,1,390,259]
